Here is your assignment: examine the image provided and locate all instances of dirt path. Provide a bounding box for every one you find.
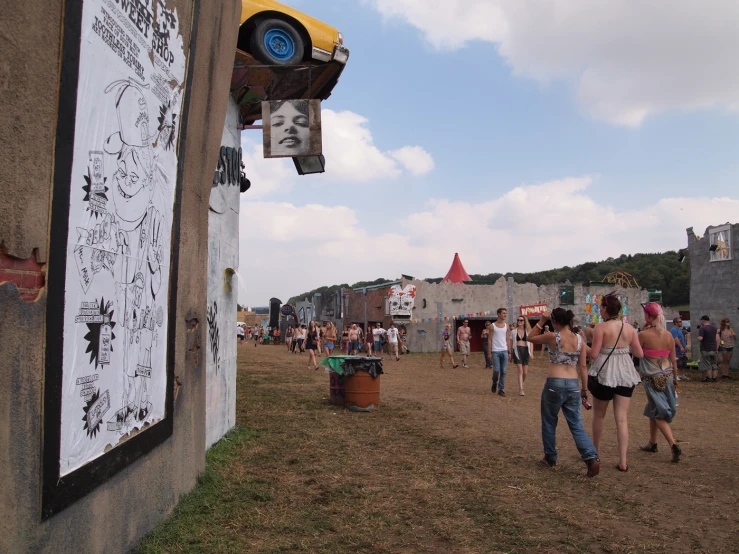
[232,345,739,553]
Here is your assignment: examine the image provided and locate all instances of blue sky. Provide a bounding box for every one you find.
[238,0,739,306]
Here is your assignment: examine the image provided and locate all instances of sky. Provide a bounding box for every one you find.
[237,0,739,307]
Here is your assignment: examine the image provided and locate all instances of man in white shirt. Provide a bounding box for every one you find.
[387,323,400,361]
[372,322,386,354]
[487,308,512,397]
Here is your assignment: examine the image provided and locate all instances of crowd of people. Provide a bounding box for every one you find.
[448,296,698,477]
[275,321,409,367]
[242,300,734,478]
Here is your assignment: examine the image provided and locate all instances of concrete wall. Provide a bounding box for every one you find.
[687,224,739,369]
[205,98,241,449]
[405,278,647,353]
[342,287,395,331]
[0,1,241,552]
[295,297,316,325]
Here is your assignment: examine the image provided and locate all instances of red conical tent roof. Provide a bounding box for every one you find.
[441,253,471,284]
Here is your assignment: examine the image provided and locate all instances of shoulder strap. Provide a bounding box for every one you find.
[596,321,624,377]
[554,331,561,351]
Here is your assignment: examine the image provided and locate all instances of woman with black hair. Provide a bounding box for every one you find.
[588,294,643,472]
[269,99,310,156]
[305,321,320,370]
[528,308,600,477]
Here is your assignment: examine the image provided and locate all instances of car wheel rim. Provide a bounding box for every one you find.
[264,29,295,61]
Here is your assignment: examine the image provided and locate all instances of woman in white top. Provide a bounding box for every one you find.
[587,294,643,472]
[510,316,533,396]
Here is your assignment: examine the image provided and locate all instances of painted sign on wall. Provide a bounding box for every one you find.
[584,294,630,324]
[44,0,186,517]
[388,284,416,320]
[520,303,548,317]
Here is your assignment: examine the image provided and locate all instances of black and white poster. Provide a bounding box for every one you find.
[261,99,322,158]
[58,0,186,477]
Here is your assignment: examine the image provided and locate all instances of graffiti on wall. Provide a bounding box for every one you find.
[209,146,242,214]
[585,294,630,325]
[57,0,185,477]
[207,301,220,374]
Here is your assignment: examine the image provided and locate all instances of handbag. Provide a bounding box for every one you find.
[588,321,624,390]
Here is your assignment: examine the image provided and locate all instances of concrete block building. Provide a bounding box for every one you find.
[687,223,738,369]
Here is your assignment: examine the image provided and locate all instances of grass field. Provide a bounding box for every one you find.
[135,345,739,553]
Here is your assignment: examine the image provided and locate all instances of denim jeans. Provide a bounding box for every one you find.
[482,343,492,368]
[491,351,508,392]
[540,378,598,463]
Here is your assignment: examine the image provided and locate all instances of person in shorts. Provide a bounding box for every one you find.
[587,294,643,472]
[456,319,472,368]
[718,318,736,379]
[670,317,688,380]
[440,324,458,369]
[323,322,337,358]
[698,315,720,382]
[348,324,359,355]
[387,322,400,361]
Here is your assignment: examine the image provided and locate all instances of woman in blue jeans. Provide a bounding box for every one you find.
[528,308,600,477]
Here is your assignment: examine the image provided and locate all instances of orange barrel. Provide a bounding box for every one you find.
[329,372,345,406]
[344,372,381,412]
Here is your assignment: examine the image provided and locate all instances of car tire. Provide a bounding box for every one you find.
[251,18,305,65]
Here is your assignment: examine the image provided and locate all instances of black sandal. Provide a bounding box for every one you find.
[616,464,629,472]
[671,443,682,463]
[639,442,658,453]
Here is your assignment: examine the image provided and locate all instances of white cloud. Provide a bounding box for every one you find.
[240,109,435,195]
[237,176,739,305]
[367,0,739,126]
[320,109,401,181]
[321,109,434,181]
[239,138,297,199]
[389,146,435,175]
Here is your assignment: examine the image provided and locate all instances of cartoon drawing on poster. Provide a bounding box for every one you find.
[388,285,417,320]
[58,0,185,477]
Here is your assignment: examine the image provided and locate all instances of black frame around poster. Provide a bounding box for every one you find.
[41,0,199,520]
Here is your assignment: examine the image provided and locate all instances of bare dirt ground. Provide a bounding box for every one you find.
[150,344,739,553]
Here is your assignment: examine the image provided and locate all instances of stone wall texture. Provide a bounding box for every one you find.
[687,224,739,369]
[0,1,241,552]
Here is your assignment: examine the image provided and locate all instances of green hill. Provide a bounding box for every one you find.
[287,251,688,308]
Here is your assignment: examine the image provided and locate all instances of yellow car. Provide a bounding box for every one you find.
[240,0,349,66]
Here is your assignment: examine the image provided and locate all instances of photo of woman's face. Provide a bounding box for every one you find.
[270,100,309,156]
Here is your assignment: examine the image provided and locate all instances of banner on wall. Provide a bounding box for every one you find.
[44,0,187,517]
[520,303,548,317]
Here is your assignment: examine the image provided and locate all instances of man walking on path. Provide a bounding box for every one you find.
[373,322,386,354]
[488,308,512,396]
[387,323,400,361]
[698,315,720,382]
[348,324,359,355]
[457,319,472,368]
[671,316,688,380]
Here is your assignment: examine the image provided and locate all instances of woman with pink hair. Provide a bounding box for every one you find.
[637,302,682,463]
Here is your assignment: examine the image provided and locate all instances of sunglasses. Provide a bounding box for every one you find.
[517,318,524,322]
